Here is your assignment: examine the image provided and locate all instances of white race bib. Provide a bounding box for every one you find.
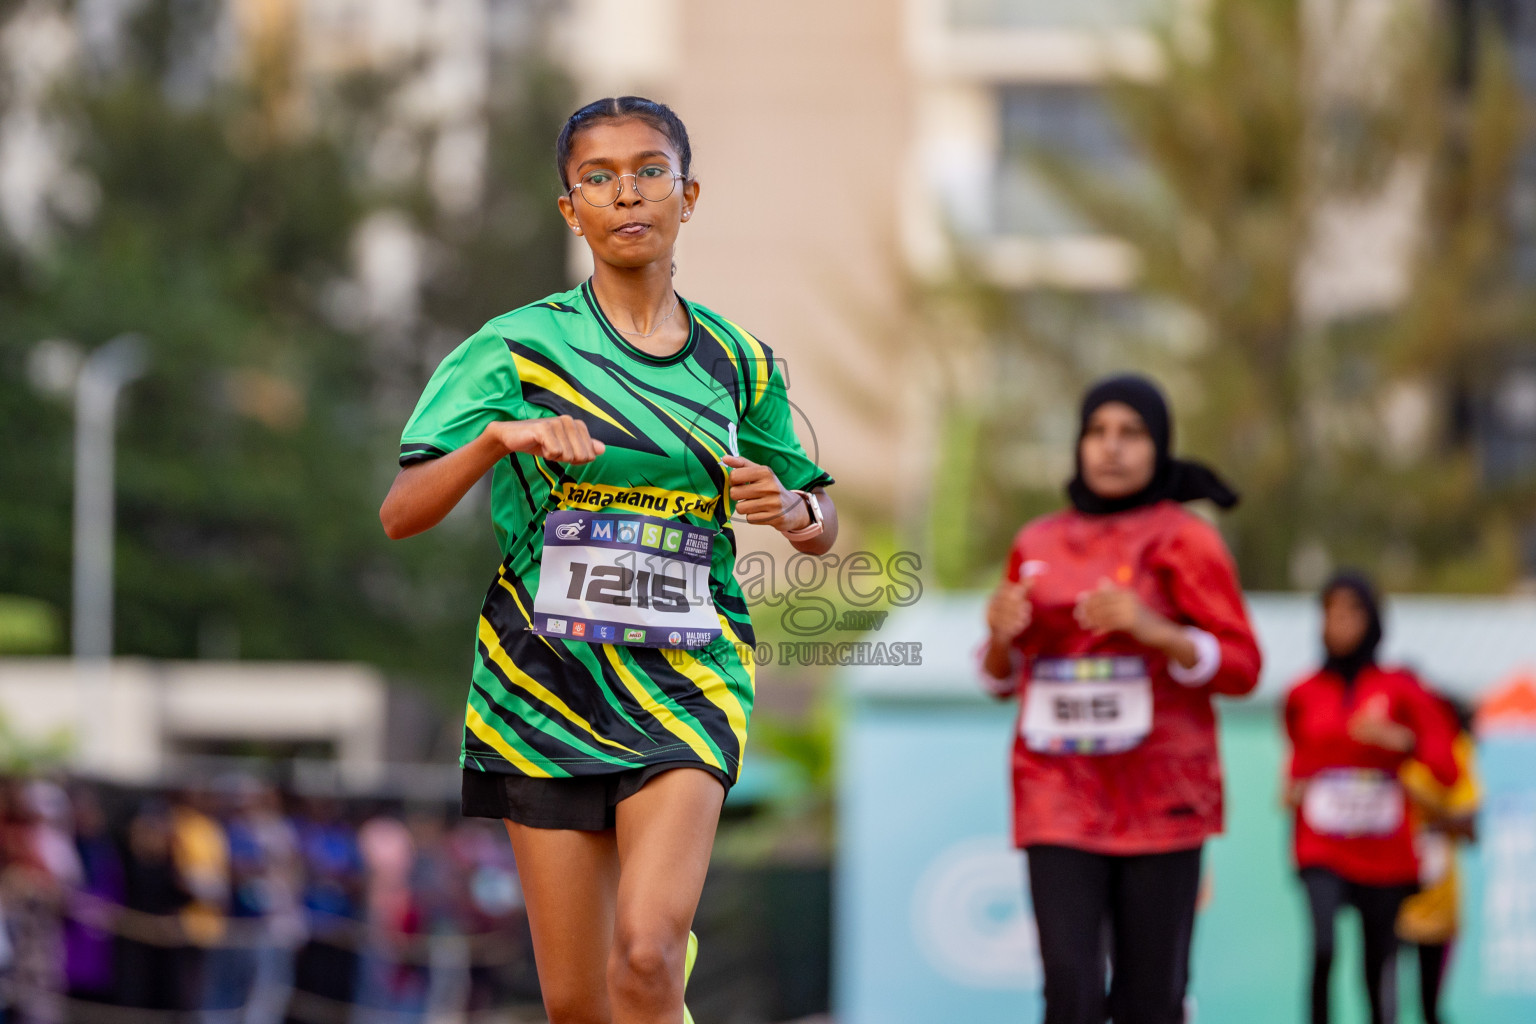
[1415,831,1453,887]
[531,511,720,649]
[1301,770,1404,837]
[1021,657,1152,755]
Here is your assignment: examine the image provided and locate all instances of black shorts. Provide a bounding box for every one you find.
[461,762,731,831]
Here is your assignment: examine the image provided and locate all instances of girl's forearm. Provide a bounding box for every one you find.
[982,639,1017,680]
[1135,611,1200,669]
[381,431,508,539]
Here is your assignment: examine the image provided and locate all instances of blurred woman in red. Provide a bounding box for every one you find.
[1284,572,1458,1024]
[980,375,1262,1024]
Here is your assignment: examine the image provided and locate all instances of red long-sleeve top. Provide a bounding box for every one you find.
[1284,665,1458,886]
[991,501,1262,854]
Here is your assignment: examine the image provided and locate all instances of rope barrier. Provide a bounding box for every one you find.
[2,984,552,1024]
[4,884,533,966]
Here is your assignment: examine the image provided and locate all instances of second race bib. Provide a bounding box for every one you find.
[1021,656,1152,755]
[531,510,721,650]
[1415,830,1453,887]
[1301,769,1404,837]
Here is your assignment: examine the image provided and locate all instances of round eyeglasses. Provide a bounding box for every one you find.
[567,164,684,208]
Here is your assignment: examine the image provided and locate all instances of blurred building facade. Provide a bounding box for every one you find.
[904,0,1153,289]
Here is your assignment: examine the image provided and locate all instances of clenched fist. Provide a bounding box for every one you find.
[485,415,605,465]
[987,577,1035,646]
[722,455,809,532]
[1347,694,1414,753]
[1074,579,1146,636]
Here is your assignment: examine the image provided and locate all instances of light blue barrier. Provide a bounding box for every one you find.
[834,594,1536,1024]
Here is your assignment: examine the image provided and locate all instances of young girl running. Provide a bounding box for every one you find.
[1284,572,1458,1024]
[381,96,836,1024]
[980,374,1261,1024]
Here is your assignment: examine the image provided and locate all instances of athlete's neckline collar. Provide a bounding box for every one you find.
[580,279,698,366]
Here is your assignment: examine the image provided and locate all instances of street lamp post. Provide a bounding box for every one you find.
[72,333,147,660]
[70,334,146,776]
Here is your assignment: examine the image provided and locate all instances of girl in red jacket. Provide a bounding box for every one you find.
[1284,572,1458,1024]
[981,375,1262,1024]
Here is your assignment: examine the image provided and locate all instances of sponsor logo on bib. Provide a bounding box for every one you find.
[554,520,585,541]
[572,622,587,637]
[624,628,646,643]
[595,625,616,641]
[546,618,568,634]
[668,631,683,645]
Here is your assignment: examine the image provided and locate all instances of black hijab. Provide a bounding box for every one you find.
[1066,374,1240,515]
[1321,570,1383,685]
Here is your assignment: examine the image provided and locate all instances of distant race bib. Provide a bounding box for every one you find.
[1415,830,1453,887]
[531,511,721,650]
[1301,769,1404,837]
[1021,656,1152,755]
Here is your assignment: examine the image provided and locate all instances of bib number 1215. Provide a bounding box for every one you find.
[565,561,690,613]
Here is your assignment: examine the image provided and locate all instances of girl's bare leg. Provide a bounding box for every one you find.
[504,821,620,1024]
[607,768,725,1024]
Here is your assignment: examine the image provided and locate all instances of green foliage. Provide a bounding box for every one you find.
[418,62,576,340]
[0,2,573,698]
[0,596,61,654]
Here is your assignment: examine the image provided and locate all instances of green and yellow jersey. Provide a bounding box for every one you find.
[400,281,832,782]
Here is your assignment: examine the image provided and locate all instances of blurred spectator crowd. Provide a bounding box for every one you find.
[0,776,539,1024]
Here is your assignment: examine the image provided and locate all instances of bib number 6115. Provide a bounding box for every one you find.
[565,562,690,613]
